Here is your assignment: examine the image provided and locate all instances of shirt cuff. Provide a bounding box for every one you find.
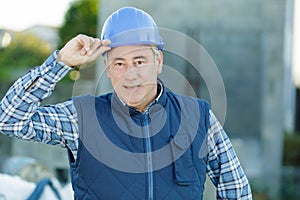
[39,50,73,84]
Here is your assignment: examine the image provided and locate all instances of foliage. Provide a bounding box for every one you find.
[0,33,51,81]
[0,0,99,83]
[281,166,300,200]
[58,0,98,49]
[283,132,300,166]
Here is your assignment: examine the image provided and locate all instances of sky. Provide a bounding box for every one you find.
[0,0,74,31]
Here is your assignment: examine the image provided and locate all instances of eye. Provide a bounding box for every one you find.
[135,59,146,67]
[113,62,126,69]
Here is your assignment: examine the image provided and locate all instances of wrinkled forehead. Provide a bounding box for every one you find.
[107,45,155,60]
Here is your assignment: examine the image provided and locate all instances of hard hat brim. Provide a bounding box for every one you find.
[104,28,164,50]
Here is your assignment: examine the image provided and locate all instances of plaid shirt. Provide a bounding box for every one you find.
[0,51,252,199]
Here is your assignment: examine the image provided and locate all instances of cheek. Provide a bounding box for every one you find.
[144,67,159,79]
[106,68,112,79]
[108,74,123,88]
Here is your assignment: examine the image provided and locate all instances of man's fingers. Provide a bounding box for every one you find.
[88,38,102,55]
[88,39,111,55]
[89,45,111,61]
[67,35,112,64]
[102,39,111,46]
[87,37,96,53]
[87,39,111,57]
[75,35,89,56]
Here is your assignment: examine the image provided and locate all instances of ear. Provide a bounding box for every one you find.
[156,50,163,74]
[104,57,111,78]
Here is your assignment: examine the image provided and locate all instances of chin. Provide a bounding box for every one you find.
[124,94,144,104]
[126,100,142,107]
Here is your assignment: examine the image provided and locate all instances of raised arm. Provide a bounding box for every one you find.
[0,34,111,156]
[0,52,77,149]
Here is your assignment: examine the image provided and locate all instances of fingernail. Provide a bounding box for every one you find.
[103,40,111,44]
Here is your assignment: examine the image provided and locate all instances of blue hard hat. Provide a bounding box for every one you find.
[101,7,164,50]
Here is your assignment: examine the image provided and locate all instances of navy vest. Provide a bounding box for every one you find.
[70,88,210,200]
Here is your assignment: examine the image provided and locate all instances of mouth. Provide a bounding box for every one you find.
[123,85,141,91]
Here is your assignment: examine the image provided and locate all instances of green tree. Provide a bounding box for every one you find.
[58,0,98,49]
[57,0,99,81]
[0,33,51,81]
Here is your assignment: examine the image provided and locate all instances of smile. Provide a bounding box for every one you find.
[124,85,141,91]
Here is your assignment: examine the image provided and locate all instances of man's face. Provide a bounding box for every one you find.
[105,45,163,111]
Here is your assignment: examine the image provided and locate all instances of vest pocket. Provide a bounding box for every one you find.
[172,133,198,186]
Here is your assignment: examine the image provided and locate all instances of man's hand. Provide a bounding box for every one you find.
[57,34,111,67]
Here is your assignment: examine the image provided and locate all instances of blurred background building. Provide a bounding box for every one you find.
[97,0,298,199]
[0,0,299,199]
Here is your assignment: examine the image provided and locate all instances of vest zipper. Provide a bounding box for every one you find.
[143,112,153,200]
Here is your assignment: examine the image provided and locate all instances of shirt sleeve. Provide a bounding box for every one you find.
[0,51,79,158]
[206,110,252,199]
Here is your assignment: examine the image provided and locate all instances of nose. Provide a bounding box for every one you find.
[123,65,138,80]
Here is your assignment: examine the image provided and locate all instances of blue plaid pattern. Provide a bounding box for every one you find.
[207,111,252,199]
[0,51,252,199]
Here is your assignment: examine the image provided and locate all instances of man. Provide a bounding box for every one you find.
[0,6,252,199]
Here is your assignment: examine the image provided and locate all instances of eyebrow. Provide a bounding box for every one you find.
[111,55,148,62]
[133,56,148,60]
[111,57,126,62]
